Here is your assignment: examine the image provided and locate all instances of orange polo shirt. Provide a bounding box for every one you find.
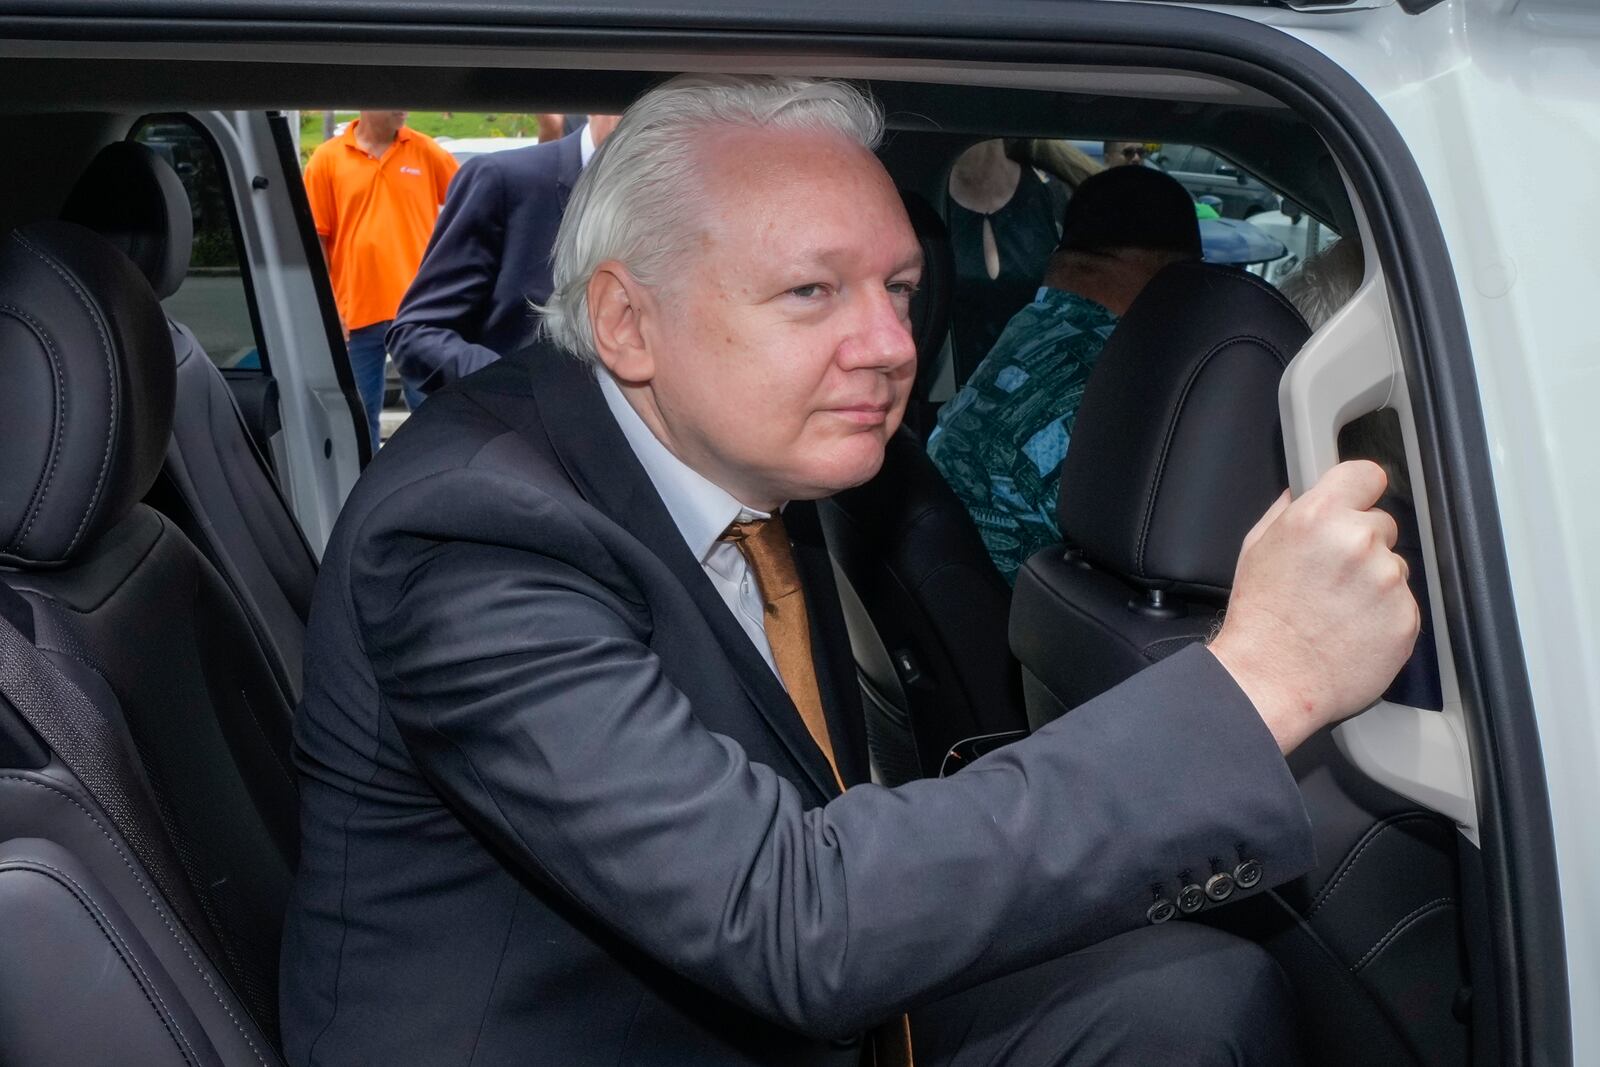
[303,122,459,331]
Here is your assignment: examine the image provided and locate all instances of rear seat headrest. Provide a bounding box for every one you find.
[1058,261,1310,597]
[61,141,193,301]
[0,221,176,568]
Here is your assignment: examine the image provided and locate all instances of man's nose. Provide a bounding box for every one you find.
[840,288,918,372]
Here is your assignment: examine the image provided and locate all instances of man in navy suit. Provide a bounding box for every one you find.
[282,76,1419,1066]
[385,114,620,396]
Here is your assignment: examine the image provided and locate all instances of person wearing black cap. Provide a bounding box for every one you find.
[928,164,1203,582]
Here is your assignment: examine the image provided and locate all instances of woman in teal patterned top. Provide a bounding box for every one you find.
[928,165,1203,582]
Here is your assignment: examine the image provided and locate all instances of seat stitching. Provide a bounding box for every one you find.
[1306,811,1440,918]
[0,306,67,555]
[12,232,120,557]
[235,685,297,790]
[1352,897,1456,973]
[1,858,207,1066]
[0,775,273,1067]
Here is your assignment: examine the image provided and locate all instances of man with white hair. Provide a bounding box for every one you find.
[282,75,1418,1066]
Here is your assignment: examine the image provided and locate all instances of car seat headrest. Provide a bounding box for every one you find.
[1058,261,1310,597]
[898,188,954,393]
[0,221,176,568]
[61,141,194,301]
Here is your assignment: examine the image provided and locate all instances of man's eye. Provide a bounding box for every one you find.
[789,283,828,299]
[888,281,921,298]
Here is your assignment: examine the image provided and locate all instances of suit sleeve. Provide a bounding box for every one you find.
[385,154,508,394]
[351,474,1315,1039]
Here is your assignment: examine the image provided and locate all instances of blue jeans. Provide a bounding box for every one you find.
[346,321,424,451]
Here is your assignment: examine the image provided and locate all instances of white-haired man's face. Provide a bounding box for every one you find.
[587,124,921,509]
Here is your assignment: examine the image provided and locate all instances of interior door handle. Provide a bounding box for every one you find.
[1278,270,1478,839]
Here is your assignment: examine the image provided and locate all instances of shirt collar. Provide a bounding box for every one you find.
[595,368,770,563]
[580,123,597,168]
[341,120,411,151]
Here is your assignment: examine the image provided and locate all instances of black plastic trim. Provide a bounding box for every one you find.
[0,2,1566,1062]
[264,110,372,468]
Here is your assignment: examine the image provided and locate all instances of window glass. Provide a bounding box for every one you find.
[1184,146,1221,173]
[132,116,266,371]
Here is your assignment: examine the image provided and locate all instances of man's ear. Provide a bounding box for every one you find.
[587,261,656,384]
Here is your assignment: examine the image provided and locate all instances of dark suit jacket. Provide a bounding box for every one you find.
[386,130,583,395]
[279,344,1316,1067]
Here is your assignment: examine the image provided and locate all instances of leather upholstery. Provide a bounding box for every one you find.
[819,190,1026,782]
[1008,260,1467,1066]
[0,763,282,1065]
[63,142,318,701]
[58,141,192,301]
[0,221,175,568]
[1057,261,1307,597]
[144,323,315,700]
[0,837,226,1066]
[1013,262,1306,719]
[0,221,298,1047]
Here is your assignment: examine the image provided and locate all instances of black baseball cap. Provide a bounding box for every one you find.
[1057,164,1202,259]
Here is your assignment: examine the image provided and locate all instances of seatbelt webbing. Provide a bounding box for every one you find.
[0,590,225,967]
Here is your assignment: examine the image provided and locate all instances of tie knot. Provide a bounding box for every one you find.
[719,518,770,546]
[719,515,798,605]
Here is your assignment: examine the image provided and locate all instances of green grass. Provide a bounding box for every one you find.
[297,111,548,163]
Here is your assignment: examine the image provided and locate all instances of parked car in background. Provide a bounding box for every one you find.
[1152,143,1280,218]
[435,134,542,163]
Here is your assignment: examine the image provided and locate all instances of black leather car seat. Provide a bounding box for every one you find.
[0,220,298,1049]
[61,141,317,702]
[1010,260,1308,723]
[1009,260,1468,1067]
[818,190,1027,784]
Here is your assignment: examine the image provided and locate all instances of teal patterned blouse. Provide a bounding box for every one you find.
[927,288,1119,583]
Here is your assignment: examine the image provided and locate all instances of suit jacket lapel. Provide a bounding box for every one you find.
[517,348,846,802]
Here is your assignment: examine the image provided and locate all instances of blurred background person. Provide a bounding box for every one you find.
[303,109,458,449]
[1103,139,1150,167]
[946,137,1069,384]
[929,166,1202,581]
[387,114,620,398]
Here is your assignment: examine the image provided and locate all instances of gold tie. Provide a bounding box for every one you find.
[721,516,843,791]
[721,518,914,1067]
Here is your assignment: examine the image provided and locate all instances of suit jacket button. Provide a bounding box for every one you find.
[1205,872,1236,902]
[1146,898,1177,925]
[1177,883,1207,914]
[1234,859,1263,889]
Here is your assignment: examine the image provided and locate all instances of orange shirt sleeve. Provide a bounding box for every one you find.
[303,146,336,237]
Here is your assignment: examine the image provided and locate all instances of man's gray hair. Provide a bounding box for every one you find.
[1279,238,1365,330]
[540,74,885,363]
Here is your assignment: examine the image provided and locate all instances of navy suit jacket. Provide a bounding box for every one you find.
[386,129,583,394]
[279,344,1316,1067]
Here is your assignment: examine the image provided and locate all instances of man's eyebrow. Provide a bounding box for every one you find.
[892,250,926,275]
[789,247,925,273]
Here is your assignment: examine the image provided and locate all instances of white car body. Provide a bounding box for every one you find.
[1181,1,1600,1055]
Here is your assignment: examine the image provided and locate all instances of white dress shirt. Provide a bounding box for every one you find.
[579,122,598,167]
[596,370,783,681]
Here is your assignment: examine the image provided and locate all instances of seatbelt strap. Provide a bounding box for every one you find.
[0,584,226,967]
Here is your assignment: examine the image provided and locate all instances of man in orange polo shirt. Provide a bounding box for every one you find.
[304,110,458,449]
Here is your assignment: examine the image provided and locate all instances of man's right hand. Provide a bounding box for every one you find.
[1208,460,1421,755]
